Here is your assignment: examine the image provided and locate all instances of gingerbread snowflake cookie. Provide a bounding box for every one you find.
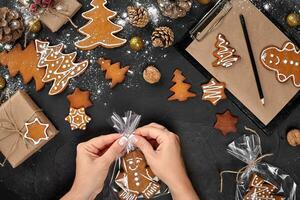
[24,118,49,145]
[65,108,91,130]
[115,150,160,199]
[213,33,240,68]
[260,41,300,87]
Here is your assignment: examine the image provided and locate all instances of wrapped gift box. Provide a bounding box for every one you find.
[0,90,58,168]
[19,0,82,32]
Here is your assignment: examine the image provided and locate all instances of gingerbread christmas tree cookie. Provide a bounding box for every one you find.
[67,88,92,109]
[213,33,240,68]
[35,40,89,95]
[201,78,226,105]
[115,150,160,199]
[65,108,91,130]
[75,0,127,50]
[260,41,300,87]
[214,110,238,136]
[24,118,49,145]
[0,42,45,91]
[97,58,129,88]
[168,69,196,101]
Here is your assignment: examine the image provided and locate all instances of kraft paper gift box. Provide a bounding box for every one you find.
[19,0,82,32]
[0,90,58,168]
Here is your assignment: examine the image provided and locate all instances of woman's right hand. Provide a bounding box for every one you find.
[134,123,199,200]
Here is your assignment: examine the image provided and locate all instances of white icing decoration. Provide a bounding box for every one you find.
[24,118,49,145]
[214,34,239,68]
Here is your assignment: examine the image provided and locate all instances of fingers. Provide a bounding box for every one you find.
[87,134,121,150]
[135,126,168,144]
[134,135,155,159]
[99,137,127,165]
[147,123,168,131]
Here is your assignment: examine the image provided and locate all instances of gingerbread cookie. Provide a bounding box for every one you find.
[67,88,92,109]
[168,69,196,101]
[214,110,238,136]
[35,40,89,95]
[115,150,160,199]
[260,41,300,87]
[287,129,300,147]
[243,173,285,200]
[75,0,126,50]
[65,108,91,130]
[97,58,129,88]
[24,118,49,145]
[0,42,45,91]
[201,78,226,105]
[213,33,240,68]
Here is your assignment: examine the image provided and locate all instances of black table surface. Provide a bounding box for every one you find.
[0,0,299,200]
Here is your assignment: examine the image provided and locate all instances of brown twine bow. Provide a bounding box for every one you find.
[219,126,273,193]
[0,97,42,167]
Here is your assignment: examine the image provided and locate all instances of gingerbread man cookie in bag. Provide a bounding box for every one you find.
[115,150,160,199]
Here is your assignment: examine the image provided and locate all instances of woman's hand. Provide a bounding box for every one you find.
[61,134,127,200]
[134,123,199,200]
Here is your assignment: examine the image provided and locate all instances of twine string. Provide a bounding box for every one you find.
[219,127,272,192]
[0,97,42,167]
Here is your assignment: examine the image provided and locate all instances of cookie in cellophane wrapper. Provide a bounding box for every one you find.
[109,111,169,199]
[225,132,297,200]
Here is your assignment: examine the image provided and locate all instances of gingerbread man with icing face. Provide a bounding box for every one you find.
[115,150,160,200]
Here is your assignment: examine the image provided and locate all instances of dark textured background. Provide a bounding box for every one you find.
[0,0,299,200]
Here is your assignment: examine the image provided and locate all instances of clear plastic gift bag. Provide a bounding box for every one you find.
[222,128,297,200]
[109,111,169,200]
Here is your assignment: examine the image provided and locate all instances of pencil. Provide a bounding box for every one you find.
[239,14,265,105]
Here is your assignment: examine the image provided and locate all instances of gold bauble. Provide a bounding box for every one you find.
[0,76,6,90]
[29,19,42,33]
[286,13,300,27]
[197,0,211,5]
[129,36,144,51]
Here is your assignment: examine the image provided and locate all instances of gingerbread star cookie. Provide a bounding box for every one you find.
[201,78,226,105]
[67,88,92,109]
[65,108,91,130]
[214,110,238,135]
[213,33,240,68]
[24,118,49,145]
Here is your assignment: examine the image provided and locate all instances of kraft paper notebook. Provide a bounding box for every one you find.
[186,0,299,125]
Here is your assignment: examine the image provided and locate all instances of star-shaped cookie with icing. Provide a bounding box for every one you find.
[24,118,49,145]
[65,108,91,130]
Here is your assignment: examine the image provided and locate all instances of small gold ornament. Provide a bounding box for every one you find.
[29,19,42,33]
[129,36,144,51]
[197,0,211,4]
[143,65,161,84]
[0,76,6,90]
[286,13,300,27]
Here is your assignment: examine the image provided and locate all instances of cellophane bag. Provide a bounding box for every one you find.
[226,133,297,200]
[109,111,169,200]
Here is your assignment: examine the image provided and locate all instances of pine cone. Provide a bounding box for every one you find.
[0,7,24,44]
[157,0,192,19]
[127,6,149,28]
[151,26,174,48]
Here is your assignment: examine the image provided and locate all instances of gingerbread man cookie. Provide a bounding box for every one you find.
[260,41,300,87]
[115,150,160,199]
